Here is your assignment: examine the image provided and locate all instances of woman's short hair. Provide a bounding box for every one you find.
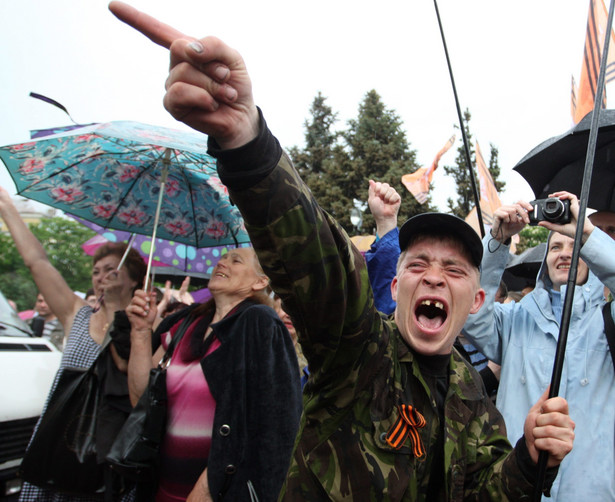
[92,242,147,288]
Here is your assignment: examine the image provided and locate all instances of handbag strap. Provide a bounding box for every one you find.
[158,314,194,368]
[601,301,615,370]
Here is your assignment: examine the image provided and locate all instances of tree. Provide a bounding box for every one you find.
[516,225,549,254]
[488,143,505,193]
[342,90,433,233]
[444,109,506,220]
[0,217,96,311]
[287,93,346,214]
[288,92,339,177]
[290,90,435,235]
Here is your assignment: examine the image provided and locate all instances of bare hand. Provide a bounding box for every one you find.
[0,186,13,208]
[186,468,213,502]
[368,179,401,237]
[539,191,595,243]
[108,1,258,149]
[524,388,575,468]
[491,201,533,243]
[178,276,191,303]
[126,289,157,336]
[100,269,122,305]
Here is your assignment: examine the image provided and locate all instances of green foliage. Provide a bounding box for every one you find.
[0,231,37,312]
[289,90,435,236]
[0,217,96,311]
[516,225,549,254]
[288,92,339,176]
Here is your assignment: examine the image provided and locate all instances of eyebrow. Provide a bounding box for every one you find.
[408,252,471,269]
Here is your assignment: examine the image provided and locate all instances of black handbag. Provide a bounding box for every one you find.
[106,314,193,481]
[20,343,111,496]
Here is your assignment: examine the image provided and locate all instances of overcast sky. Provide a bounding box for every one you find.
[0,0,607,212]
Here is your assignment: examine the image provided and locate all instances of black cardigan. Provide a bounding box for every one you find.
[154,300,302,501]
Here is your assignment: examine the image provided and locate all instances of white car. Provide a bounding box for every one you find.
[0,291,61,499]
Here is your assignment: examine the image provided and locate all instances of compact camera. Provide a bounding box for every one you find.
[528,197,571,226]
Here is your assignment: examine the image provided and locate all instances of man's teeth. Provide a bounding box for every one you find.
[216,273,228,278]
[557,265,570,269]
[421,300,444,310]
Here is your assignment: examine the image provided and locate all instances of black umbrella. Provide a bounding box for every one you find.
[503,242,547,291]
[150,266,209,288]
[513,109,615,212]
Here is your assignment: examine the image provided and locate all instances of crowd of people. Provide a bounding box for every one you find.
[3,1,615,500]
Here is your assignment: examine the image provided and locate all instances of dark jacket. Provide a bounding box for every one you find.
[156,300,302,501]
[209,113,555,501]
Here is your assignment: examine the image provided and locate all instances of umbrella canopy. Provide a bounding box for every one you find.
[513,109,615,212]
[502,242,547,291]
[0,121,250,247]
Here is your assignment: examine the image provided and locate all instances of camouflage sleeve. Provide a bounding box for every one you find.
[454,382,547,500]
[467,426,536,500]
[215,123,379,393]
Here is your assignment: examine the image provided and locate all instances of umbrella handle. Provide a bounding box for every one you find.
[143,150,170,292]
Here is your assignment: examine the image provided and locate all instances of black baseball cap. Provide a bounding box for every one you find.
[398,213,483,269]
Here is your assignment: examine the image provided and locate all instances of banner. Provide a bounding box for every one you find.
[401,135,455,204]
[571,0,615,124]
[465,142,501,232]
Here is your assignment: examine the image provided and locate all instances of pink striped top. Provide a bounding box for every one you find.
[155,317,221,501]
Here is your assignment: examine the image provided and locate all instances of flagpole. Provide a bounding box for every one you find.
[432,0,485,238]
[532,0,615,498]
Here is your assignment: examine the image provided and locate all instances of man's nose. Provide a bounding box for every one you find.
[422,268,445,287]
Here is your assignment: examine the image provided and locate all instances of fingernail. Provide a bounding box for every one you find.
[225,86,237,100]
[188,41,204,53]
[214,65,229,81]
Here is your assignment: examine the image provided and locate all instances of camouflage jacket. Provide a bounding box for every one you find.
[213,117,538,501]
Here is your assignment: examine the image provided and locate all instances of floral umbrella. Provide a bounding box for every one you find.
[0,121,249,248]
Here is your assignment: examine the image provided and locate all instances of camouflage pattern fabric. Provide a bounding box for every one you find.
[221,147,537,501]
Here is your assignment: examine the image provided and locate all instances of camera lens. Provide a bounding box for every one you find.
[543,198,564,220]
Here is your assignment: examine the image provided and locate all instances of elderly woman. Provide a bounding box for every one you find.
[126,247,302,502]
[0,186,146,502]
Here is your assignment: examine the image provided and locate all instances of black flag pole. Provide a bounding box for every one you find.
[532,0,615,499]
[432,0,485,238]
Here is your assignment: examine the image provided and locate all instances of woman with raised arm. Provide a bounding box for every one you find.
[0,188,147,501]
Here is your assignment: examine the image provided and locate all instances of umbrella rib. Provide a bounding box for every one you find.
[172,148,201,263]
[103,147,170,229]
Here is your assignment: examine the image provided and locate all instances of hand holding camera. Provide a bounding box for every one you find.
[534,191,596,244]
[491,192,587,245]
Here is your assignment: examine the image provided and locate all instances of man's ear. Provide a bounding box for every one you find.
[470,288,486,314]
[390,276,399,302]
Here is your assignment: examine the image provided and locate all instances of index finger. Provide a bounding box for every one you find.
[109,1,191,49]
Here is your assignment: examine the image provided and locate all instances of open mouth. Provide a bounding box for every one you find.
[415,299,447,330]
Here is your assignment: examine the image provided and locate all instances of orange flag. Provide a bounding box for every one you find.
[466,142,519,251]
[401,135,455,204]
[571,0,615,124]
[465,142,502,231]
